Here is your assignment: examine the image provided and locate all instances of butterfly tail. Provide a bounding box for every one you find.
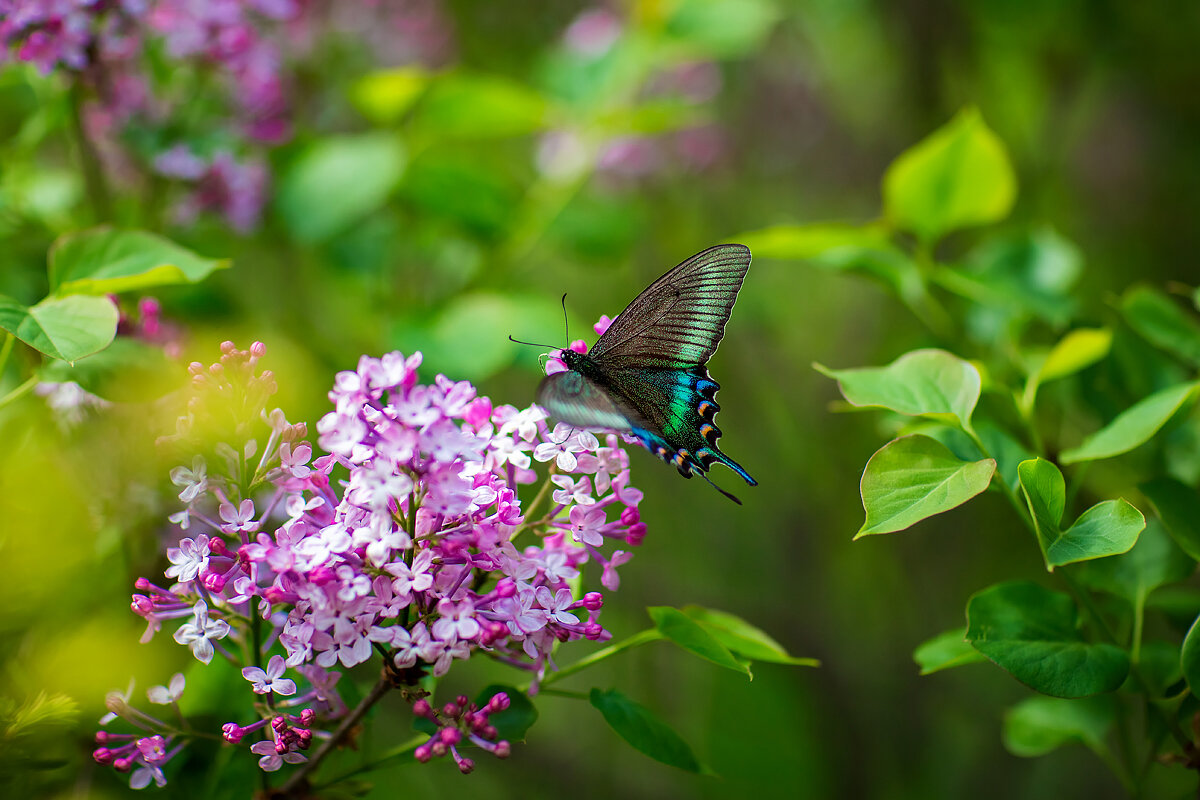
[708,450,757,486]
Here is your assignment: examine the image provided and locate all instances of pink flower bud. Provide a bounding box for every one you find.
[582,591,603,610]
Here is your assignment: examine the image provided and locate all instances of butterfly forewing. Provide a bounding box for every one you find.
[536,370,643,434]
[589,244,751,370]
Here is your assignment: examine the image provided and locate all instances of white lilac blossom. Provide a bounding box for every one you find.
[98,339,647,787]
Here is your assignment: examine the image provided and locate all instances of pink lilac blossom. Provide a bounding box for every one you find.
[97,337,645,787]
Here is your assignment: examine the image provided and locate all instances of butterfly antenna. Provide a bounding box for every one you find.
[561,293,569,343]
[508,335,559,349]
[695,468,742,505]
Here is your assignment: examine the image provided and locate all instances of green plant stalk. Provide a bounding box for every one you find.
[533,628,664,691]
[313,734,426,788]
[0,332,15,378]
[0,376,38,410]
[68,78,112,223]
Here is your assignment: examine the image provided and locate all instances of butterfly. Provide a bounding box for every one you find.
[535,243,756,504]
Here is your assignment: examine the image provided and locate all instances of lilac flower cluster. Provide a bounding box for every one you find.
[98,338,646,787]
[1,1,454,232]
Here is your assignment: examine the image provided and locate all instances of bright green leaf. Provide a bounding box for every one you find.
[857,435,995,536]
[1038,328,1113,384]
[1122,286,1200,367]
[965,581,1129,697]
[350,66,429,125]
[1003,695,1115,757]
[883,107,1017,243]
[1141,477,1200,562]
[473,685,537,742]
[1018,458,1144,568]
[815,349,982,430]
[1059,382,1200,464]
[38,338,181,401]
[1076,521,1193,603]
[0,294,118,363]
[48,228,229,295]
[681,606,819,667]
[412,73,549,139]
[589,689,704,773]
[913,627,987,675]
[276,132,406,243]
[648,607,750,677]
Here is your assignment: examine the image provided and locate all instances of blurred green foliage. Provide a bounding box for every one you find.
[3,0,1200,798]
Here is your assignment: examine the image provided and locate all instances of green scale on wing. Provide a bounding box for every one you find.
[537,244,756,504]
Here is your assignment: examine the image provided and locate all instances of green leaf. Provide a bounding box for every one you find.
[1018,458,1144,568]
[0,293,118,363]
[37,337,182,401]
[276,132,406,243]
[1121,286,1200,367]
[1076,521,1193,604]
[1002,696,1115,757]
[473,685,537,742]
[648,607,750,677]
[664,0,780,57]
[1141,477,1200,562]
[48,228,229,296]
[1059,382,1200,464]
[589,689,704,773]
[681,606,819,667]
[736,222,892,260]
[883,107,1017,243]
[857,434,994,537]
[412,73,549,139]
[815,349,982,430]
[965,581,1130,697]
[1181,616,1200,697]
[350,66,429,125]
[913,627,987,675]
[1038,328,1114,384]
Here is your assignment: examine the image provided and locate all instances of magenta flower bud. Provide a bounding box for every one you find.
[271,717,287,732]
[439,727,462,745]
[456,754,475,774]
[202,572,226,592]
[442,702,460,719]
[134,577,153,591]
[93,747,114,764]
[412,699,434,719]
[456,694,470,708]
[297,729,313,748]
[620,506,640,525]
[494,740,511,758]
[113,756,134,773]
[299,709,315,725]
[131,595,153,614]
[209,538,231,556]
[275,740,289,755]
[431,740,447,757]
[487,692,510,713]
[222,723,244,744]
[262,586,286,603]
[220,341,236,354]
[415,744,433,762]
[626,522,647,545]
[495,578,517,598]
[584,621,605,639]
[582,591,604,610]
[481,725,498,740]
[251,341,266,357]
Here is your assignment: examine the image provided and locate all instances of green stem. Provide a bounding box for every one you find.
[1132,591,1145,666]
[533,628,663,691]
[68,78,111,223]
[312,734,426,789]
[0,376,38,410]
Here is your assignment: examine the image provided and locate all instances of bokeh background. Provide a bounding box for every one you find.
[2,0,1199,797]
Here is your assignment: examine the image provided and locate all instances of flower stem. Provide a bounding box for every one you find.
[277,673,393,797]
[534,627,663,691]
[68,77,112,223]
[0,376,38,410]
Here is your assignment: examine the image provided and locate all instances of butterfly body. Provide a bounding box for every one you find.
[537,244,756,503]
